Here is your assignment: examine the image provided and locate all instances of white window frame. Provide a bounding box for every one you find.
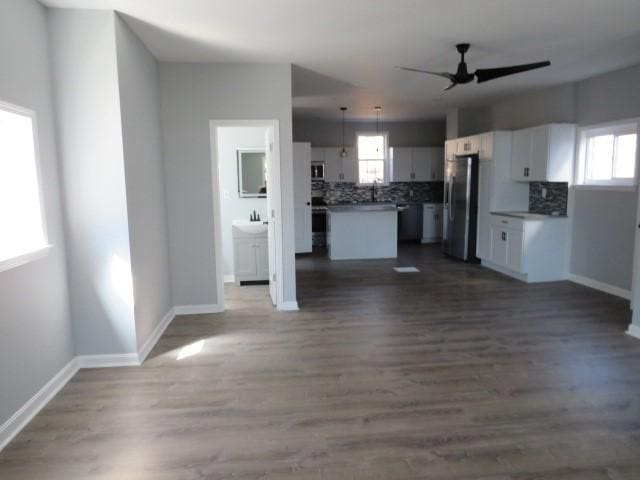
[575,118,639,189]
[356,131,389,186]
[0,100,51,273]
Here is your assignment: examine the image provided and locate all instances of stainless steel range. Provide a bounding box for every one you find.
[311,188,327,247]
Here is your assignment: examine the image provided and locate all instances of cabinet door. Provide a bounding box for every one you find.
[411,147,430,181]
[341,147,358,182]
[323,147,341,182]
[255,238,270,280]
[422,204,436,240]
[392,147,413,181]
[476,162,492,260]
[445,140,457,162]
[468,135,481,154]
[511,129,532,181]
[490,227,508,267]
[429,148,445,181]
[506,229,523,272]
[234,239,258,277]
[530,125,550,181]
[479,132,494,161]
[456,138,468,154]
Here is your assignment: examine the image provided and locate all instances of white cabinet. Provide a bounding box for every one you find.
[232,227,269,283]
[510,124,576,182]
[445,140,457,162]
[311,147,325,163]
[455,135,481,155]
[421,203,443,243]
[391,147,413,181]
[475,131,529,262]
[391,147,444,182]
[323,147,357,182]
[511,129,532,181]
[487,213,569,282]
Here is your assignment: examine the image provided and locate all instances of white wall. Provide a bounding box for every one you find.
[0,0,74,430]
[159,62,296,307]
[49,9,137,354]
[293,118,445,147]
[114,15,173,349]
[217,127,267,278]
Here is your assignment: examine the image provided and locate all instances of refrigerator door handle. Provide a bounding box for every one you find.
[449,176,455,221]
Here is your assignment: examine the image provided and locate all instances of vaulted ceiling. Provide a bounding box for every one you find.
[41,0,640,120]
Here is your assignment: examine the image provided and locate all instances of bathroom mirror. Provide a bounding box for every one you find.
[237,149,267,198]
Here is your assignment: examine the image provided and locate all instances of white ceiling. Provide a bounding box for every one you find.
[41,0,640,121]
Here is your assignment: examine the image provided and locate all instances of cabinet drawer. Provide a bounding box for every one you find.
[490,214,524,231]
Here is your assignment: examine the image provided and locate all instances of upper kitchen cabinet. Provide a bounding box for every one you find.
[510,124,576,182]
[391,147,413,181]
[455,135,481,155]
[391,147,444,182]
[323,147,357,182]
[445,139,457,161]
[414,147,444,181]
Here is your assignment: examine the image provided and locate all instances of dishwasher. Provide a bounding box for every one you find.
[397,204,423,241]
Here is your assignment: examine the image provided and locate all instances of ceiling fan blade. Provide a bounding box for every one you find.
[474,61,550,83]
[443,82,458,91]
[396,66,456,82]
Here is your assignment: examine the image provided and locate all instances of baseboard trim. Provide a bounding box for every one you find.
[568,274,631,300]
[278,301,299,311]
[174,304,224,315]
[76,353,141,369]
[0,357,79,452]
[1,302,223,452]
[223,274,235,283]
[626,324,640,340]
[137,308,175,363]
[481,260,528,282]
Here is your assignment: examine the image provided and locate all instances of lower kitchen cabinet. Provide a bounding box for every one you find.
[486,213,568,282]
[421,203,443,243]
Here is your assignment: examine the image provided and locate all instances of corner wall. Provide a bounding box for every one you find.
[0,0,75,433]
[48,9,137,354]
[159,62,297,307]
[114,15,173,350]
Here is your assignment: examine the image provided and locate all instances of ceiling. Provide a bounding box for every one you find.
[41,0,640,121]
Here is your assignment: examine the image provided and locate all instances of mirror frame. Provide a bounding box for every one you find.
[237,148,267,198]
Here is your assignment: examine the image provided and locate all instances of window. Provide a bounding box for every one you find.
[576,121,638,187]
[0,102,49,271]
[357,132,388,184]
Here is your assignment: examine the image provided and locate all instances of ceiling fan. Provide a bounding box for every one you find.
[398,43,551,91]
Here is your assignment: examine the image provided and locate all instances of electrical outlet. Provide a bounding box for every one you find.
[409,189,414,198]
[541,187,547,199]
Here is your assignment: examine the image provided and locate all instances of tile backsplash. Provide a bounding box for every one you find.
[318,181,444,204]
[528,182,568,215]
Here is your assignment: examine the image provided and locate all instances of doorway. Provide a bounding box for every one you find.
[210,120,283,310]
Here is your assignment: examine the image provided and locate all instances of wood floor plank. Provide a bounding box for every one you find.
[1,244,639,479]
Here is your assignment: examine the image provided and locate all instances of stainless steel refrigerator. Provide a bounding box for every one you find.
[442,154,479,261]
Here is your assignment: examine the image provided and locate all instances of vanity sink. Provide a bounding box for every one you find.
[232,220,268,235]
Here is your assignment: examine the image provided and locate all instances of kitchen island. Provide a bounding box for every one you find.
[327,203,398,260]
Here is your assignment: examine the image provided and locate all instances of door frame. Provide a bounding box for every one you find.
[209,119,284,310]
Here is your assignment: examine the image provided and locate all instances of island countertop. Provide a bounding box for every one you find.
[327,202,398,212]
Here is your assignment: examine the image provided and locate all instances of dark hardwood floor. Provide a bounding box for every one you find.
[1,244,639,479]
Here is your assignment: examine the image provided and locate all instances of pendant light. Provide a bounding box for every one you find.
[339,107,348,158]
[374,106,382,153]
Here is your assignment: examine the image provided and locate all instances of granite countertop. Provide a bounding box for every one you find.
[491,211,568,220]
[328,202,399,212]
